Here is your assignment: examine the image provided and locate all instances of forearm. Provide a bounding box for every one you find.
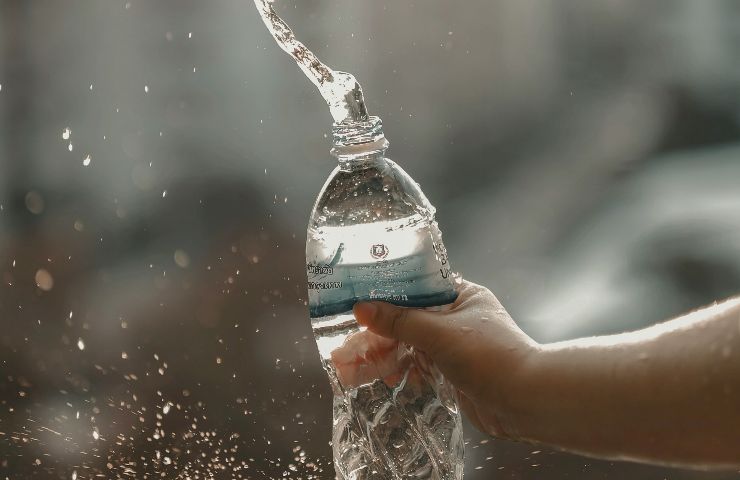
[504,298,740,468]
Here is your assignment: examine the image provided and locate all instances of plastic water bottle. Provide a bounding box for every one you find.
[306,116,464,479]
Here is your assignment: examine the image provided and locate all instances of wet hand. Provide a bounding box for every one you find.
[353,280,538,439]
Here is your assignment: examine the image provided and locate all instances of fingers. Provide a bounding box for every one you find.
[353,302,446,354]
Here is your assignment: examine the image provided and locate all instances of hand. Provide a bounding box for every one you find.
[330,329,412,390]
[353,280,538,440]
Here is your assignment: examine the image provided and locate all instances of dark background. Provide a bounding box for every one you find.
[1,0,740,478]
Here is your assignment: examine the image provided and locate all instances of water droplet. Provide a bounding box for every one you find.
[34,269,53,291]
[162,190,167,198]
[144,85,149,93]
[73,219,84,231]
[174,249,190,268]
[72,470,77,480]
[92,428,99,440]
[68,142,73,152]
[82,154,91,166]
[62,127,71,140]
[25,191,44,214]
[77,338,85,351]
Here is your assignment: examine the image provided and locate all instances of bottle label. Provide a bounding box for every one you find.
[307,223,457,317]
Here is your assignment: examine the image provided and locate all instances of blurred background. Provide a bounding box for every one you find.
[1,0,740,478]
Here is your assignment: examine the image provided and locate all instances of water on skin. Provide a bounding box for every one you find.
[253,0,368,124]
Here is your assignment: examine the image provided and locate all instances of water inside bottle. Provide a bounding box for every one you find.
[308,214,463,479]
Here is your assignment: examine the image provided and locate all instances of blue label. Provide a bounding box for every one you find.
[307,223,457,317]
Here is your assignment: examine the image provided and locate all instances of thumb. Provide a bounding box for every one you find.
[353,301,446,354]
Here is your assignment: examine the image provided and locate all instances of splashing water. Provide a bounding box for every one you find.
[253,0,369,124]
[0,344,332,479]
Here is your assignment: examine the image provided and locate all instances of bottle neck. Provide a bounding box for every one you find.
[331,116,389,169]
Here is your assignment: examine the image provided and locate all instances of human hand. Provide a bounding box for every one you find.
[330,329,413,389]
[352,280,538,439]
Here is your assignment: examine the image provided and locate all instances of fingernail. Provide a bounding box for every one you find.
[353,302,377,326]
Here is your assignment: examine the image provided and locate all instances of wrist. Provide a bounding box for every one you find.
[487,340,545,441]
[500,341,614,450]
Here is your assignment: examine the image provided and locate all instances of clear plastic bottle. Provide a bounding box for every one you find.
[306,116,464,479]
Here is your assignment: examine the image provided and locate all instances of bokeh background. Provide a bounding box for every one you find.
[1,0,740,478]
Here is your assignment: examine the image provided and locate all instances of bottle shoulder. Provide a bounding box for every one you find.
[309,157,435,228]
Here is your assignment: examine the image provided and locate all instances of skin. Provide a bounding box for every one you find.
[352,280,740,470]
[330,329,412,389]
